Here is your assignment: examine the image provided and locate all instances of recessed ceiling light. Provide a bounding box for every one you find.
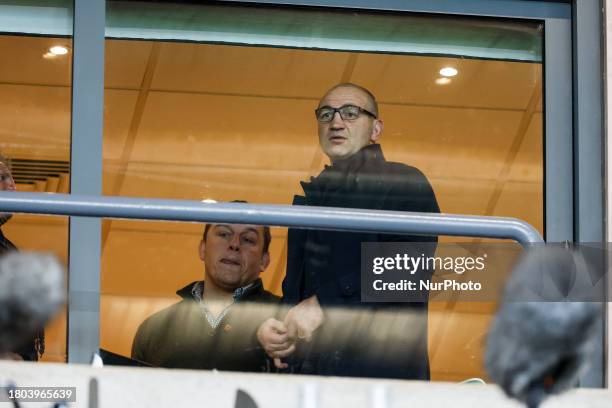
[201,198,217,204]
[435,77,452,85]
[49,45,69,56]
[439,67,458,77]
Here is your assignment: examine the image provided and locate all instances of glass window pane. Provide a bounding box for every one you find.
[0,1,72,36]
[103,2,543,383]
[0,1,72,363]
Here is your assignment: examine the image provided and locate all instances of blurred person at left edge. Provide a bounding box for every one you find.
[0,152,45,362]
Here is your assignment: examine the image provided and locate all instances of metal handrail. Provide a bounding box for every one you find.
[0,192,543,244]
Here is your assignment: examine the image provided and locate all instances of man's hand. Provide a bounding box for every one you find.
[257,318,295,369]
[284,295,324,343]
[257,296,324,369]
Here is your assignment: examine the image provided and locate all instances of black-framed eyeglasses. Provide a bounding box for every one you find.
[314,104,377,123]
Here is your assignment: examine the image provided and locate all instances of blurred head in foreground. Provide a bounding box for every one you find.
[0,252,65,360]
[486,245,602,408]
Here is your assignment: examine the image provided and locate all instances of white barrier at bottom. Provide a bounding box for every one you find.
[0,361,610,408]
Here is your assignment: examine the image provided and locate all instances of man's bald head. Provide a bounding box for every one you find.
[316,83,383,162]
[319,83,379,117]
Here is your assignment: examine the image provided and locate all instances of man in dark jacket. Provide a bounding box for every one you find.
[257,83,439,380]
[131,219,280,372]
[0,154,45,362]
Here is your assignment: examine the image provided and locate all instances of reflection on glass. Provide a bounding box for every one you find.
[103,3,542,382]
[106,2,542,61]
[0,29,72,362]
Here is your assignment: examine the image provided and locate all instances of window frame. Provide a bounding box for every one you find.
[66,0,604,387]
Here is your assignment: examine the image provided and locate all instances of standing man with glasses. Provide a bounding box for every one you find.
[257,83,439,380]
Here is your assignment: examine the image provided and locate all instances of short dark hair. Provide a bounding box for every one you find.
[202,201,271,254]
[320,82,379,117]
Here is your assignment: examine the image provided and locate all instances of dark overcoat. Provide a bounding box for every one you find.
[281,144,440,380]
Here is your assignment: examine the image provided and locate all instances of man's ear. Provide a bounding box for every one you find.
[370,119,384,143]
[198,239,206,262]
[260,252,270,271]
